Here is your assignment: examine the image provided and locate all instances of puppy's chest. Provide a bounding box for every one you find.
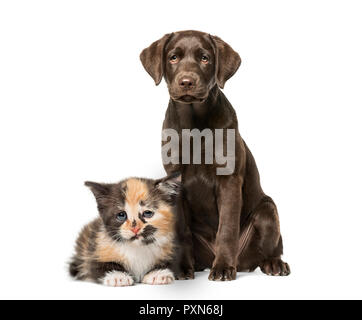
[184,170,216,200]
[183,172,219,228]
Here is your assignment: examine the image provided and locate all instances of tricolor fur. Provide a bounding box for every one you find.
[69,174,181,286]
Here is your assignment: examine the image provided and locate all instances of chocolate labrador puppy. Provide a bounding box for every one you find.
[140,30,290,281]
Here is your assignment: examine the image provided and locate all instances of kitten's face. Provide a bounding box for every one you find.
[85,175,180,245]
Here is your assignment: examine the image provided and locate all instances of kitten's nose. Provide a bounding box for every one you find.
[131,227,141,235]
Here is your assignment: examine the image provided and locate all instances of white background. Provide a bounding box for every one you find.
[1,0,361,300]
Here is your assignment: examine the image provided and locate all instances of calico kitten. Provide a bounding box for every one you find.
[69,173,181,286]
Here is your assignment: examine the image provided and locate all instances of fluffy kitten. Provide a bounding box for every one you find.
[69,173,181,286]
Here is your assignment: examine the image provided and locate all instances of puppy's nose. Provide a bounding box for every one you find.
[179,77,196,89]
[131,227,141,235]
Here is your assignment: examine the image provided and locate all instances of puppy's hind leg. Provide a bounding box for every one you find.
[254,197,290,276]
[238,197,290,276]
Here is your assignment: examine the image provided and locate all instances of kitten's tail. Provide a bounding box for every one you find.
[68,257,82,279]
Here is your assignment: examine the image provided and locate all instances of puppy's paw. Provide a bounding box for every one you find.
[208,265,236,281]
[142,269,175,285]
[260,258,290,276]
[175,268,195,280]
[102,271,135,287]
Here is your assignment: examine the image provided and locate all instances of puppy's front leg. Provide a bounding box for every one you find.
[174,194,195,280]
[209,175,243,281]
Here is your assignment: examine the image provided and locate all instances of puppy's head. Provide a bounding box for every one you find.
[140,30,241,104]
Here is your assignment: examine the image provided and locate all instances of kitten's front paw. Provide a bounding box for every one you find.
[142,269,175,285]
[102,271,134,287]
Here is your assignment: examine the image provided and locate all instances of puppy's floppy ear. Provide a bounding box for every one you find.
[210,35,241,89]
[155,172,182,197]
[140,33,173,85]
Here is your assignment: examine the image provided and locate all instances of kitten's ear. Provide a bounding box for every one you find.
[85,181,111,199]
[155,172,182,197]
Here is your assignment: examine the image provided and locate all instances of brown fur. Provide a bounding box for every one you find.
[140,30,290,281]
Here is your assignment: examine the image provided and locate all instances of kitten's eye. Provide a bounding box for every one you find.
[170,55,179,64]
[201,55,209,64]
[142,210,154,219]
[116,211,127,222]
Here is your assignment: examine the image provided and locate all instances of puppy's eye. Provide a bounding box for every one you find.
[170,55,179,64]
[116,211,127,222]
[201,55,209,64]
[142,210,154,219]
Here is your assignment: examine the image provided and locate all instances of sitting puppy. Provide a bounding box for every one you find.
[140,30,290,281]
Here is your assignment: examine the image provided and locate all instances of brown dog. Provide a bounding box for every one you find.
[140,30,290,281]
